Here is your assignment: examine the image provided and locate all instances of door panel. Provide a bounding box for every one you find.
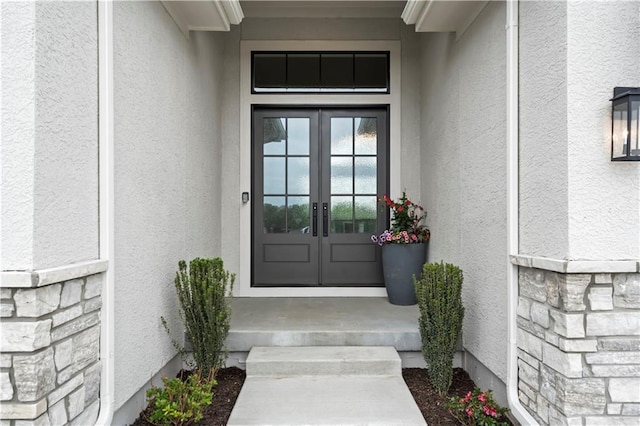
[253,110,319,285]
[252,107,387,286]
[320,110,387,286]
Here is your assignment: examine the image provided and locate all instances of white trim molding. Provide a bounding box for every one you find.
[402,0,488,37]
[161,0,243,37]
[238,40,401,298]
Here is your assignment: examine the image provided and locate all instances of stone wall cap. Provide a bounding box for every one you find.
[1,260,108,288]
[510,255,639,274]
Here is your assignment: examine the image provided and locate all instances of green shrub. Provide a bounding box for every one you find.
[414,262,464,395]
[145,373,215,426]
[163,257,235,376]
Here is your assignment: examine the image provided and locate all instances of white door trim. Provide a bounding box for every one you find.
[238,40,401,297]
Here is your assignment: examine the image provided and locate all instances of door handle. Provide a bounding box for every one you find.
[312,203,318,236]
[322,203,328,237]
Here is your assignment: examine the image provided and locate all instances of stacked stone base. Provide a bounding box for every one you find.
[517,266,640,425]
[1,273,103,426]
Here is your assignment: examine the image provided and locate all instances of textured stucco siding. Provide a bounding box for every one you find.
[520,1,640,261]
[1,1,36,270]
[113,1,224,410]
[566,1,640,260]
[519,1,569,260]
[400,24,423,201]
[1,1,99,271]
[420,1,508,382]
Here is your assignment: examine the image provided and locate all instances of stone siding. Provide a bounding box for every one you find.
[517,267,640,425]
[0,274,102,425]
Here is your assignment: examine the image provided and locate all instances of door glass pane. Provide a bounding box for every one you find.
[288,118,310,155]
[354,53,388,90]
[331,196,353,234]
[264,157,285,194]
[331,118,353,155]
[355,118,377,155]
[263,196,286,233]
[254,53,286,91]
[321,54,354,89]
[354,196,377,234]
[331,157,353,194]
[288,157,309,195]
[288,196,310,233]
[263,118,286,155]
[354,157,376,194]
[288,54,320,88]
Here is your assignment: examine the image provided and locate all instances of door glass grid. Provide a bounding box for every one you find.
[330,117,378,234]
[263,117,310,233]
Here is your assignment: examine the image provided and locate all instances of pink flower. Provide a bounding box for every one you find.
[478,393,486,403]
[465,408,473,417]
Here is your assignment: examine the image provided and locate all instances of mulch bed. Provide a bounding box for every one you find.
[132,367,512,425]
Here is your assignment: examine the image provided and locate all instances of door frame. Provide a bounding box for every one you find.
[251,106,390,287]
[237,40,401,297]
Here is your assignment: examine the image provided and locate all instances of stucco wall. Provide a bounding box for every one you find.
[566,1,640,260]
[520,1,640,261]
[1,1,98,271]
[419,1,508,382]
[519,1,569,260]
[113,1,224,410]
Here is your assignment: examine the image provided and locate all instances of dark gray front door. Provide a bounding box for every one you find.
[252,107,388,286]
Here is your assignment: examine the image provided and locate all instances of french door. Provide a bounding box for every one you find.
[252,107,388,286]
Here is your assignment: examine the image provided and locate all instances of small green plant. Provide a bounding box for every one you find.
[145,373,215,426]
[414,262,464,395]
[163,257,235,376]
[446,388,510,426]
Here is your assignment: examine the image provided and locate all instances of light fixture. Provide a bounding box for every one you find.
[611,87,640,161]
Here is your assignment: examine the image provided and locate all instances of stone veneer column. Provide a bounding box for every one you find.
[0,269,104,426]
[515,263,640,425]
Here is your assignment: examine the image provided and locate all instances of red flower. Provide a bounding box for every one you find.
[397,206,404,213]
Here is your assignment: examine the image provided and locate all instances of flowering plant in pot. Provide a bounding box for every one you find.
[371,192,430,305]
[371,192,430,245]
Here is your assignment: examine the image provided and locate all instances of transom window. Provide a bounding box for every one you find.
[252,51,389,94]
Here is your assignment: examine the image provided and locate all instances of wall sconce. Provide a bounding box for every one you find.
[611,87,640,161]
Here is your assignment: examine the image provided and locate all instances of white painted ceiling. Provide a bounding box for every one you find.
[240,1,407,19]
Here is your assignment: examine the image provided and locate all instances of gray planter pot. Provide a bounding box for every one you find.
[381,243,428,305]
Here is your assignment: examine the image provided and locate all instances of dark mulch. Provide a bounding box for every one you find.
[403,368,475,425]
[133,367,512,425]
[132,367,246,426]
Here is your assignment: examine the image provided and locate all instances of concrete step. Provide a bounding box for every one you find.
[226,298,422,352]
[227,346,427,426]
[227,375,427,425]
[246,346,401,377]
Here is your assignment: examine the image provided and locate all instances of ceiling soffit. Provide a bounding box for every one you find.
[161,0,489,38]
[402,0,488,36]
[161,0,244,36]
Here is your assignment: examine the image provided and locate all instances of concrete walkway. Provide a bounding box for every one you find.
[227,346,427,426]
